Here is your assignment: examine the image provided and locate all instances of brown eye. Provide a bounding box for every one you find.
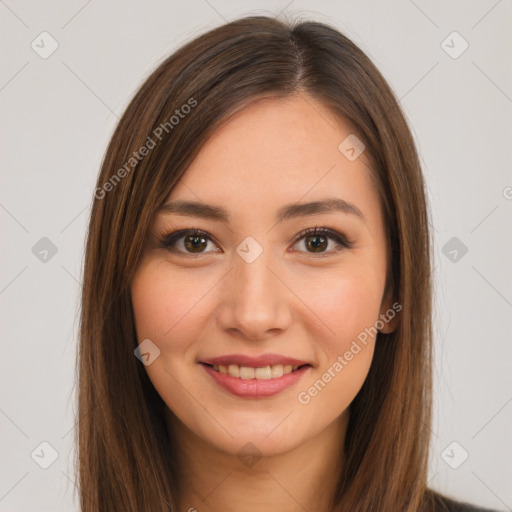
[304,234,328,252]
[159,229,220,255]
[291,227,352,255]
[184,233,208,253]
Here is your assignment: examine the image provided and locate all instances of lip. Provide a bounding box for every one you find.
[200,353,310,367]
[201,363,311,398]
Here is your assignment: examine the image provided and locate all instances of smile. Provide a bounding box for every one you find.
[200,363,312,398]
[208,363,306,380]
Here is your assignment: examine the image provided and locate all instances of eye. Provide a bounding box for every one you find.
[290,226,353,256]
[156,226,353,257]
[157,229,220,255]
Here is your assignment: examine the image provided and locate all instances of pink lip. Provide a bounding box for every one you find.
[200,353,310,367]
[200,363,311,398]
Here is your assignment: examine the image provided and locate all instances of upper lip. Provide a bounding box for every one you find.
[200,353,311,368]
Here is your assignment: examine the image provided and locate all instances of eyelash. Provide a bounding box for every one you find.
[155,226,354,258]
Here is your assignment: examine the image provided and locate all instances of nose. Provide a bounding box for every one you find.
[217,247,293,341]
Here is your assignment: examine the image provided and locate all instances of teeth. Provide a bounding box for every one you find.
[255,366,272,379]
[228,364,239,378]
[240,366,255,379]
[211,363,303,379]
[271,364,284,378]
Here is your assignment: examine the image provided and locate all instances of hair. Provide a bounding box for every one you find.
[76,14,446,511]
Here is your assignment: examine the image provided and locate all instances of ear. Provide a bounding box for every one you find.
[377,284,400,334]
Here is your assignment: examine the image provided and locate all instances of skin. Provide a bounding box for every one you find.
[130,93,397,512]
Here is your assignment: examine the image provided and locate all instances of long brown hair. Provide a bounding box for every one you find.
[77,15,440,511]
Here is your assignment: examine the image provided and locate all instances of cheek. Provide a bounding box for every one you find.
[303,267,384,348]
[130,265,212,410]
[294,267,384,407]
[131,263,212,344]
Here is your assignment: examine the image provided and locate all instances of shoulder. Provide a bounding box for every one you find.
[428,490,501,512]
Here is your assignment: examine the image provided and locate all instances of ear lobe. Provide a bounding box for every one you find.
[377,312,398,334]
[378,288,400,334]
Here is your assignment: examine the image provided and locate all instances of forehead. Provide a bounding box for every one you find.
[167,94,381,228]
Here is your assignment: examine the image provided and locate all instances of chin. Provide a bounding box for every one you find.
[211,429,303,460]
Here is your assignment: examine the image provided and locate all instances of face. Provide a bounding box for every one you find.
[130,93,396,458]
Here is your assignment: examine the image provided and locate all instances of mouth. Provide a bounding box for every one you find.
[199,361,312,398]
[201,362,311,380]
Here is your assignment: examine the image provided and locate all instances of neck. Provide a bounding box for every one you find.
[166,410,349,512]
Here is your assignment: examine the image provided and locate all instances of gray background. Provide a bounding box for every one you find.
[1,1,511,511]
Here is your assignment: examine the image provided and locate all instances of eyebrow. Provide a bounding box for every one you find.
[158,197,365,224]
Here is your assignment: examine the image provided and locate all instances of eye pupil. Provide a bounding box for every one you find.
[306,235,328,252]
[185,235,207,252]
[160,227,347,256]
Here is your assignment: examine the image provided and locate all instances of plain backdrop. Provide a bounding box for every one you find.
[1,1,511,511]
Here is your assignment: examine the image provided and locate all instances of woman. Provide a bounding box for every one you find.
[77,15,499,512]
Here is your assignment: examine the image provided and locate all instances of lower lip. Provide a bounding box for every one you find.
[201,363,311,398]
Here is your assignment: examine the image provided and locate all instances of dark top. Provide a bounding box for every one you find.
[435,493,502,512]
